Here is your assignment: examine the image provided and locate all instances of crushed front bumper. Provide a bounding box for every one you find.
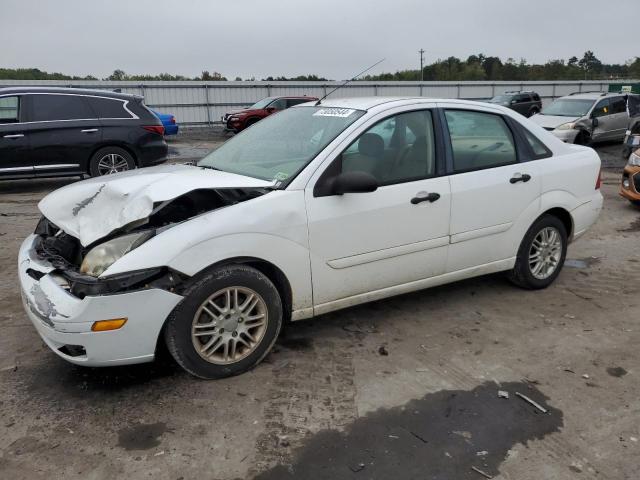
[18,234,183,367]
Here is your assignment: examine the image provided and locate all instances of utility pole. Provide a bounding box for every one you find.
[419,49,425,81]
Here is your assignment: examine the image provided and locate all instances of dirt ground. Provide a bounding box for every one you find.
[0,134,638,480]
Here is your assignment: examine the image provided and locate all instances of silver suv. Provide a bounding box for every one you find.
[530,92,629,145]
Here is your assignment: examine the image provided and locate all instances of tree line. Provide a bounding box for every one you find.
[2,52,639,82]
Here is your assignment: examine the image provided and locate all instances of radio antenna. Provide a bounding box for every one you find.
[315,58,385,105]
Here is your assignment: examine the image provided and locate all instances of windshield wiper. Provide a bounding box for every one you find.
[198,165,224,171]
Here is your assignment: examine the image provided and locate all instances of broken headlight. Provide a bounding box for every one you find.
[80,231,154,277]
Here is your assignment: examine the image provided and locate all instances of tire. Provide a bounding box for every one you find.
[164,264,283,379]
[88,146,135,177]
[630,200,640,209]
[574,130,592,146]
[508,214,568,290]
[528,108,539,117]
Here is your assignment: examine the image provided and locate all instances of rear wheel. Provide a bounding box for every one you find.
[164,265,283,379]
[509,215,568,290]
[89,147,135,177]
[528,107,540,117]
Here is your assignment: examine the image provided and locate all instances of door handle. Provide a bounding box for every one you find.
[81,128,99,133]
[411,192,440,204]
[3,134,24,139]
[510,173,531,184]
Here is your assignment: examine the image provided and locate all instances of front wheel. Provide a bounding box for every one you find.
[574,130,592,146]
[164,265,283,379]
[508,215,568,289]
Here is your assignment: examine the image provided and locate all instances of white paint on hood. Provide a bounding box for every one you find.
[38,164,274,246]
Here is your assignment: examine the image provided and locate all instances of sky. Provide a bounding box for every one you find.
[1,0,638,80]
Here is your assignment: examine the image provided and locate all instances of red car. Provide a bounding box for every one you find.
[223,96,318,132]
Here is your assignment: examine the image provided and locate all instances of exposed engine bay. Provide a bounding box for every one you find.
[33,187,270,298]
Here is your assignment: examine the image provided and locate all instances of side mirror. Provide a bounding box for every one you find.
[265,106,277,113]
[510,99,517,105]
[592,117,599,128]
[331,171,378,195]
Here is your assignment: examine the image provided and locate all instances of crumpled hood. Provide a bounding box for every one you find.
[38,164,274,246]
[529,114,580,130]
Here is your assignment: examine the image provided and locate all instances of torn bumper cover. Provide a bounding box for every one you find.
[18,234,183,367]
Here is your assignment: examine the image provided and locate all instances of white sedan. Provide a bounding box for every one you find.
[18,97,603,378]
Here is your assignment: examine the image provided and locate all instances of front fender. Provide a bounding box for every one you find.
[167,233,313,315]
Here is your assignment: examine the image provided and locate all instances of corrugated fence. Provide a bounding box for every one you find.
[0,79,633,126]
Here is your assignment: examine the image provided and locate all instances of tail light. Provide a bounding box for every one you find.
[143,125,165,135]
[170,116,176,124]
[595,168,602,190]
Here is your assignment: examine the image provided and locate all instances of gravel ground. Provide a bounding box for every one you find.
[0,135,638,480]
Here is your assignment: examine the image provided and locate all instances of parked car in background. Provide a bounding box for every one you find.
[19,97,602,379]
[486,91,542,117]
[530,92,630,145]
[152,110,179,136]
[223,95,318,132]
[0,87,167,179]
[620,149,640,207]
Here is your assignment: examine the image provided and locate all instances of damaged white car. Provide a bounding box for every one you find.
[18,97,603,379]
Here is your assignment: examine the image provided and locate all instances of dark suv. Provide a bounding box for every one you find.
[223,95,318,132]
[487,91,542,117]
[0,87,168,179]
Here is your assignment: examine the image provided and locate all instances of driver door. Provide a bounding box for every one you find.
[305,108,451,310]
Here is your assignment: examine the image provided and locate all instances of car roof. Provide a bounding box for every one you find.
[0,86,142,101]
[302,96,500,111]
[559,92,622,101]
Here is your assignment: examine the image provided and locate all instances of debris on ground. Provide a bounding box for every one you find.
[582,374,590,379]
[378,346,389,356]
[498,390,509,399]
[349,463,365,473]
[471,465,493,478]
[563,368,575,374]
[515,392,548,414]
[476,450,488,456]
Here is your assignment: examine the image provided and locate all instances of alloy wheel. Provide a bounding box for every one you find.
[528,226,563,280]
[97,153,130,175]
[191,286,268,365]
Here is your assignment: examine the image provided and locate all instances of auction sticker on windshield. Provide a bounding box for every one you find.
[313,108,356,118]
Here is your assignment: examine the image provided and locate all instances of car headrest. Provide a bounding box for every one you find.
[358,133,384,158]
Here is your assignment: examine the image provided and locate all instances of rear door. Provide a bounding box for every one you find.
[513,94,532,115]
[440,105,542,272]
[0,95,31,176]
[23,93,101,176]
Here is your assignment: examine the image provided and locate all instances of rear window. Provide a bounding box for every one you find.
[0,96,19,123]
[87,97,130,119]
[30,94,93,122]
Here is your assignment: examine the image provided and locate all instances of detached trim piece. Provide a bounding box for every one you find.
[327,236,449,269]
